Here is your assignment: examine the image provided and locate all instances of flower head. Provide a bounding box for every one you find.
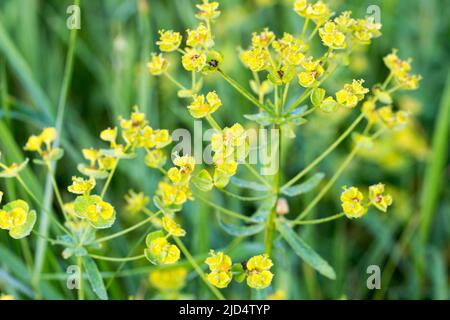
[182,48,206,72]
[156,30,182,52]
[186,24,212,48]
[147,53,169,75]
[67,176,96,195]
[195,1,220,21]
[336,79,369,108]
[369,183,393,212]
[205,250,233,288]
[0,200,36,239]
[187,91,222,118]
[162,215,186,237]
[340,186,367,218]
[145,235,180,265]
[246,254,274,289]
[73,195,116,229]
[124,190,149,215]
[319,21,346,49]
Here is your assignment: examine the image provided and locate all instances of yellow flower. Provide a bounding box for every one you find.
[0,294,15,300]
[100,127,118,147]
[147,53,169,75]
[340,186,367,218]
[0,200,36,239]
[246,254,274,289]
[181,48,206,71]
[186,24,212,48]
[351,17,382,45]
[362,99,377,123]
[252,28,275,48]
[40,127,57,146]
[146,237,180,265]
[157,181,192,207]
[240,47,271,72]
[334,11,356,29]
[319,21,346,49]
[24,135,42,152]
[156,30,182,52]
[124,190,149,215]
[145,149,167,168]
[87,200,114,222]
[74,195,116,229]
[82,148,99,166]
[67,176,96,195]
[297,57,324,88]
[173,154,196,174]
[195,1,220,21]
[298,71,316,88]
[162,215,186,237]
[149,267,187,291]
[205,250,232,289]
[187,91,222,118]
[296,0,330,24]
[0,159,29,178]
[336,79,369,108]
[369,183,393,212]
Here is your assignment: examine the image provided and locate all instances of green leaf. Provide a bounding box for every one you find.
[282,172,325,197]
[230,176,269,192]
[192,169,213,191]
[310,87,326,107]
[244,112,274,126]
[251,196,277,222]
[9,210,36,239]
[216,213,264,236]
[277,220,336,279]
[287,105,308,118]
[82,256,108,300]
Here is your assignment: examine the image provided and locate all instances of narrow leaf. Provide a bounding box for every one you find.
[82,256,108,300]
[282,172,325,197]
[230,176,269,192]
[216,213,265,237]
[277,220,336,279]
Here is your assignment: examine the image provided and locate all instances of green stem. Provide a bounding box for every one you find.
[288,213,344,225]
[95,211,161,244]
[195,192,256,223]
[101,160,119,198]
[218,69,271,114]
[89,254,146,262]
[243,163,272,189]
[218,188,271,202]
[164,72,187,91]
[46,162,69,221]
[77,256,84,300]
[173,237,225,300]
[295,146,359,221]
[282,113,364,191]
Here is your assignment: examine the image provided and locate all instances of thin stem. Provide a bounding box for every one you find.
[95,211,161,244]
[89,254,146,262]
[77,256,84,300]
[206,115,222,132]
[218,188,271,202]
[173,237,225,300]
[300,18,310,40]
[16,175,70,234]
[218,69,271,114]
[295,146,359,221]
[164,72,187,91]
[243,163,272,189]
[46,162,69,221]
[282,113,364,191]
[288,212,345,226]
[195,192,256,223]
[101,160,118,198]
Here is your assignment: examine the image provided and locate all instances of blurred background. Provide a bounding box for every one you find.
[0,0,448,299]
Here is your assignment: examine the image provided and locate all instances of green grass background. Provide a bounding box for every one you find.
[0,0,448,299]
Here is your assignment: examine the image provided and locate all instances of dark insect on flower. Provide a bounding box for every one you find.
[208,59,219,68]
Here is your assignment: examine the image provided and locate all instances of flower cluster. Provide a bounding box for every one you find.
[144,230,181,265]
[335,79,369,108]
[211,124,248,188]
[384,49,422,90]
[0,197,36,239]
[187,91,222,118]
[205,251,274,290]
[340,183,393,219]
